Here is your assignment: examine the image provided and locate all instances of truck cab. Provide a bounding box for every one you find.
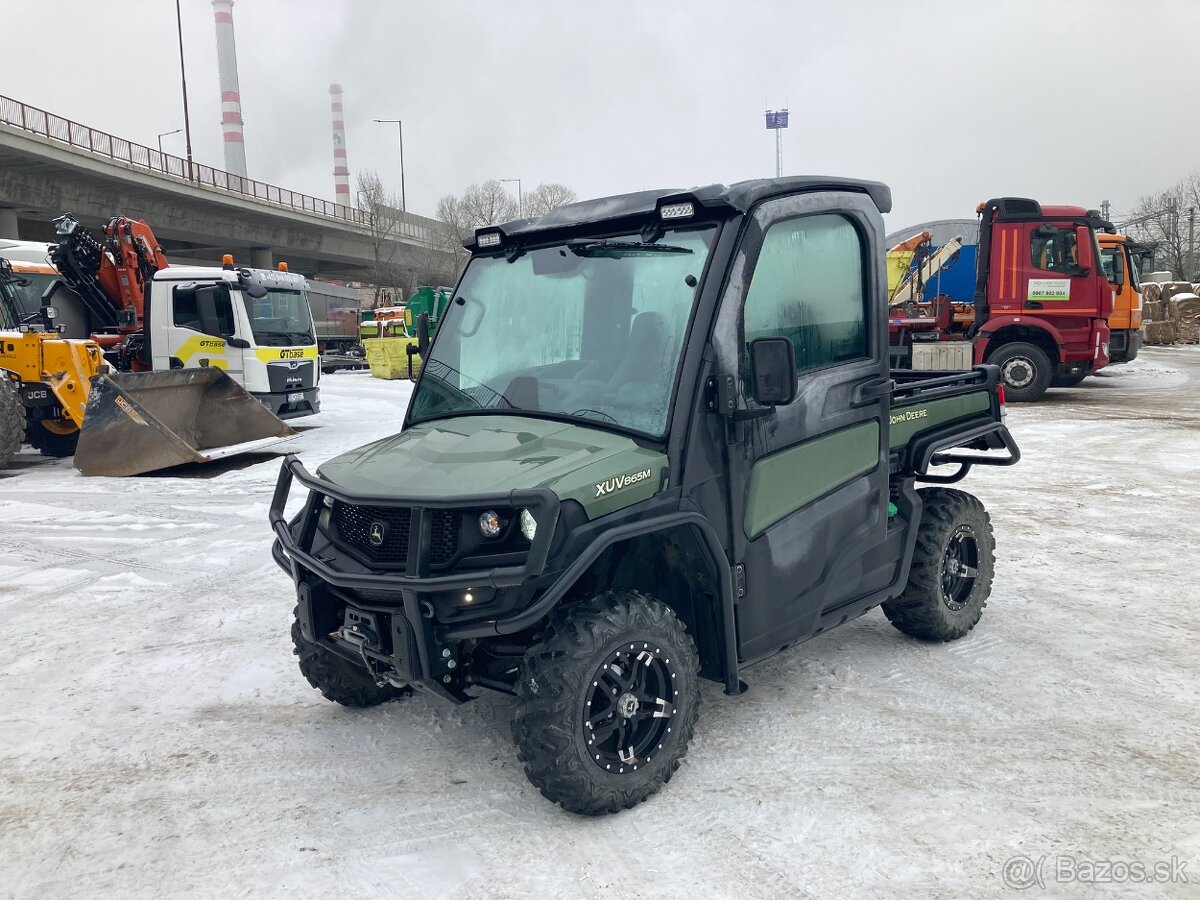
[889,199,1114,401]
[148,264,320,418]
[1098,232,1142,364]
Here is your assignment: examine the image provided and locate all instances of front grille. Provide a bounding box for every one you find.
[331,503,459,568]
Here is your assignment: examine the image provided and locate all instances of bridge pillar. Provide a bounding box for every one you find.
[250,247,274,270]
[0,208,19,239]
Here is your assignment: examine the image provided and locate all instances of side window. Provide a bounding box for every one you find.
[212,291,235,336]
[173,289,201,330]
[743,213,868,373]
[1031,226,1080,274]
[172,286,236,337]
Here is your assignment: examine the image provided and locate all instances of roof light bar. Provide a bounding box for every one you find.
[660,202,695,221]
[477,232,502,248]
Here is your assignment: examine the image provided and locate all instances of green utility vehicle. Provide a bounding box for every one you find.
[270,177,1020,814]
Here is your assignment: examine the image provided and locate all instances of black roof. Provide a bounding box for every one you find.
[468,176,891,249]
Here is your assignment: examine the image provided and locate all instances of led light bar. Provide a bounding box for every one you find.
[660,202,695,220]
[477,232,502,248]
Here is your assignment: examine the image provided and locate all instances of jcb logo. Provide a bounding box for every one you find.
[279,349,304,359]
[26,390,48,400]
[595,467,653,498]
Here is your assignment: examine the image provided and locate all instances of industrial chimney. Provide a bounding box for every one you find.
[211,0,248,178]
[329,84,350,205]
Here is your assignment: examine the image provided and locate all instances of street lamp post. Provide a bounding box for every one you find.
[501,178,523,217]
[157,128,183,157]
[373,119,406,211]
[174,0,195,181]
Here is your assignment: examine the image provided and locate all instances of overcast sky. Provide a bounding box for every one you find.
[5,0,1198,228]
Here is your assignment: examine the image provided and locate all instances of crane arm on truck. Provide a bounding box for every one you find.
[49,214,169,335]
[889,234,965,307]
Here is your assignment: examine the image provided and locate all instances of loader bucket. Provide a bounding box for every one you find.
[74,368,298,477]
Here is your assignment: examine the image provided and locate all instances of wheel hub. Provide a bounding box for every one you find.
[941,525,980,611]
[1001,357,1034,389]
[616,691,640,719]
[583,644,676,774]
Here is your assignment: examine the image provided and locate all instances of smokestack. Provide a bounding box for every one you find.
[211,0,248,177]
[329,84,350,205]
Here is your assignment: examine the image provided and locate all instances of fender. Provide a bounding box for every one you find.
[974,314,1064,364]
[439,510,742,695]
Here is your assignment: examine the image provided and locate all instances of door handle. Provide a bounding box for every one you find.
[852,376,893,406]
[1026,301,1044,310]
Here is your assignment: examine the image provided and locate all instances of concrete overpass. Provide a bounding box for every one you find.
[0,94,448,279]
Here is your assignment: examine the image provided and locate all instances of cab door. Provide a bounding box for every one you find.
[163,282,246,383]
[705,191,891,664]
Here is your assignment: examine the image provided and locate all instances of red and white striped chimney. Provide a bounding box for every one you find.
[329,84,350,205]
[212,0,248,177]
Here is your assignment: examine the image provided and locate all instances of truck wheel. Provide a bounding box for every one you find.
[28,421,79,458]
[1050,373,1086,388]
[989,342,1052,402]
[883,488,995,642]
[291,607,411,707]
[0,380,23,468]
[512,591,701,815]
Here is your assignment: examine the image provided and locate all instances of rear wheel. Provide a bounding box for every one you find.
[291,607,411,707]
[513,591,701,815]
[883,487,995,641]
[989,342,1052,402]
[0,380,24,469]
[1050,372,1087,388]
[28,419,79,458]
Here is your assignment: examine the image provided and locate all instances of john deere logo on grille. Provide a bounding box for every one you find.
[368,521,387,546]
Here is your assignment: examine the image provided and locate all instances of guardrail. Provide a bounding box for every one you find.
[0,93,437,246]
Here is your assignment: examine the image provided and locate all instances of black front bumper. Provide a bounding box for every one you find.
[269,455,561,698]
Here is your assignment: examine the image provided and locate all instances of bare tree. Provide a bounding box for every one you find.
[1122,174,1200,279]
[434,193,474,272]
[524,182,577,217]
[460,180,521,228]
[356,169,410,306]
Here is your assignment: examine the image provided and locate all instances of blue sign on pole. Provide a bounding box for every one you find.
[764,109,789,130]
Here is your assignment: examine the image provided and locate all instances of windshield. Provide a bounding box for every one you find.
[7,272,59,317]
[409,225,717,437]
[243,289,315,346]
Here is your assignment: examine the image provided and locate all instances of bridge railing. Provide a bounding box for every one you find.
[0,93,438,244]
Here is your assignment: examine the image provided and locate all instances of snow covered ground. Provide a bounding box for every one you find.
[2,349,1199,898]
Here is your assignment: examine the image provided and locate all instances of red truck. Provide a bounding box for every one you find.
[889,198,1113,401]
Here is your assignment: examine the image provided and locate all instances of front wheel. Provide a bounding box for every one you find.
[28,420,79,458]
[0,380,24,469]
[291,607,411,707]
[989,342,1052,402]
[512,591,701,815]
[883,487,995,641]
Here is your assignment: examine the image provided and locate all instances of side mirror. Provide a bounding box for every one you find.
[226,337,250,349]
[1110,248,1125,286]
[416,311,431,357]
[1074,225,1095,276]
[749,336,797,406]
[238,269,268,299]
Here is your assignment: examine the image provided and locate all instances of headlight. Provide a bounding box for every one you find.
[479,510,502,538]
[520,508,537,542]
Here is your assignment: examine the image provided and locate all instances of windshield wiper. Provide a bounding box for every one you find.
[567,239,693,257]
[255,330,295,346]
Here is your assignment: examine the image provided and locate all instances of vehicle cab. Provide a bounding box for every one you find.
[1098,232,1142,364]
[148,262,320,418]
